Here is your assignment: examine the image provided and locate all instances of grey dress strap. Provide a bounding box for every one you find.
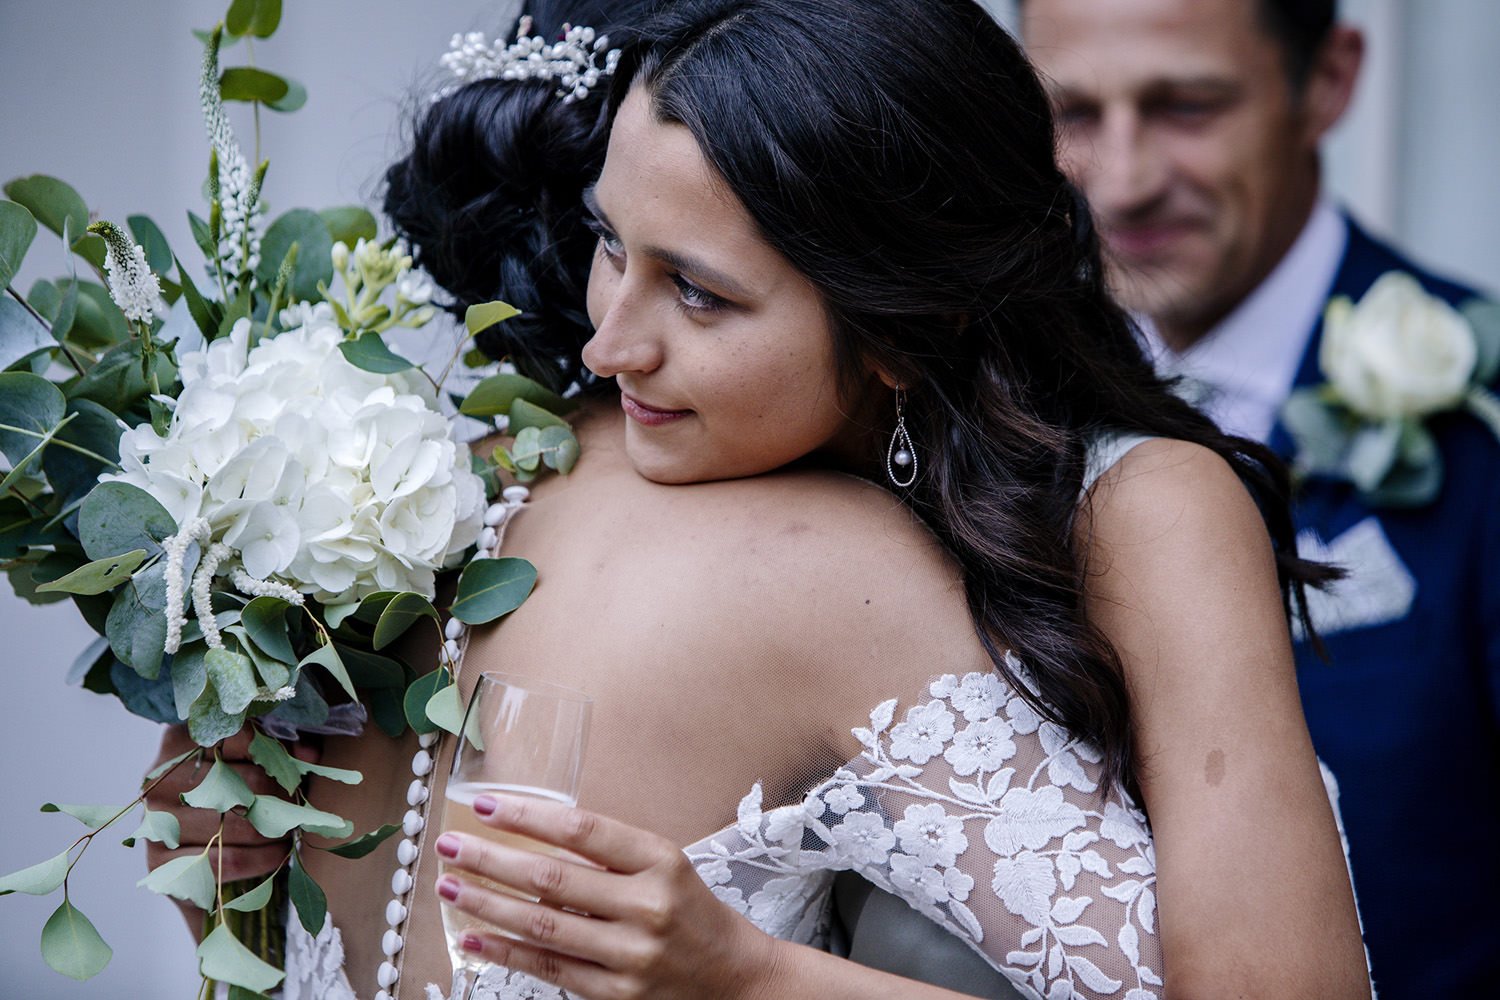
[829,431,1158,997]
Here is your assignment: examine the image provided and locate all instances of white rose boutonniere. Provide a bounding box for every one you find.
[1282,271,1500,506]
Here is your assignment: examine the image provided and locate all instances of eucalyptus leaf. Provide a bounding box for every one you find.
[66,636,112,686]
[181,758,255,813]
[0,849,71,896]
[126,214,173,275]
[65,281,130,349]
[1462,297,1500,385]
[72,232,107,271]
[48,277,79,343]
[144,747,198,782]
[138,851,216,909]
[42,398,124,504]
[323,601,359,629]
[240,596,295,664]
[296,759,362,785]
[247,729,301,795]
[255,209,331,303]
[424,682,465,737]
[80,481,177,560]
[538,424,580,473]
[175,254,221,338]
[372,591,439,651]
[451,557,538,625]
[219,67,289,103]
[338,332,412,374]
[223,873,277,912]
[225,625,291,690]
[318,206,377,248]
[122,809,180,850]
[67,335,176,413]
[0,298,53,374]
[245,796,352,839]
[188,684,247,746]
[320,823,400,859]
[1346,419,1403,493]
[368,686,407,739]
[1466,385,1500,439]
[171,642,210,719]
[0,200,38,289]
[0,371,65,466]
[206,647,259,715]
[266,77,307,113]
[289,854,327,936]
[197,922,284,993]
[298,642,357,703]
[1369,450,1444,508]
[40,802,121,830]
[40,898,112,981]
[508,397,569,434]
[459,371,572,418]
[111,662,179,724]
[464,300,521,337]
[261,672,329,733]
[403,668,450,735]
[36,549,147,596]
[105,561,169,678]
[511,425,543,473]
[335,644,405,689]
[3,175,87,243]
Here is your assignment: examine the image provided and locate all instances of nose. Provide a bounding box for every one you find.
[1087,108,1171,220]
[580,268,664,379]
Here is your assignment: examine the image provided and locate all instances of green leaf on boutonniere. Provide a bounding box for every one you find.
[244,796,352,839]
[265,77,307,113]
[372,591,440,651]
[339,332,412,374]
[182,758,256,813]
[223,873,276,912]
[138,851,217,909]
[320,823,401,859]
[0,199,38,288]
[460,371,574,418]
[40,898,112,981]
[451,557,537,625]
[79,482,177,560]
[0,849,71,896]
[1464,386,1500,439]
[39,802,122,830]
[35,549,148,596]
[1463,299,1500,385]
[197,922,284,993]
[121,809,180,849]
[1344,419,1402,493]
[288,852,327,936]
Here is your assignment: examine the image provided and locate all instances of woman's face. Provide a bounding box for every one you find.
[582,86,880,485]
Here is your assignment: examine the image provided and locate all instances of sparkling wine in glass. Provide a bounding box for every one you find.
[438,672,592,993]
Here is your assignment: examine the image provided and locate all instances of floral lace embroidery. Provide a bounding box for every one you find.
[284,913,359,1000]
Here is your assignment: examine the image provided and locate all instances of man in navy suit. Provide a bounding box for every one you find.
[1022,0,1499,996]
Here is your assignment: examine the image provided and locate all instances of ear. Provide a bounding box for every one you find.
[1300,25,1364,144]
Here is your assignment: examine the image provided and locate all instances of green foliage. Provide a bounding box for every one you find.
[425,681,464,737]
[451,557,538,625]
[3,175,88,246]
[41,899,112,981]
[288,853,326,936]
[105,562,170,679]
[205,647,259,714]
[255,209,332,303]
[0,849,71,895]
[39,802,121,830]
[464,299,520,336]
[181,758,255,813]
[43,398,124,504]
[403,668,450,735]
[171,643,210,718]
[320,823,401,860]
[0,298,55,375]
[138,851,217,909]
[0,199,38,289]
[297,642,356,702]
[79,482,176,560]
[265,78,308,113]
[226,0,282,38]
[175,254,222,338]
[188,684,246,746]
[244,796,352,839]
[66,281,131,349]
[0,372,65,468]
[197,922,284,993]
[240,596,296,664]
[1464,298,1500,385]
[220,67,290,104]
[247,729,302,795]
[508,397,569,435]
[223,874,276,912]
[319,207,378,248]
[121,809,181,850]
[460,371,574,418]
[338,331,412,374]
[127,214,173,275]
[67,337,176,412]
[35,549,147,596]
[372,591,439,650]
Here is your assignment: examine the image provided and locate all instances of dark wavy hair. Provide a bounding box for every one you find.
[383,0,651,393]
[613,0,1336,796]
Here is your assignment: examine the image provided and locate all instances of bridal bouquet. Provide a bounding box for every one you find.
[0,4,577,992]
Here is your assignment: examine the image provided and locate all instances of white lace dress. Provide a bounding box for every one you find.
[282,435,1365,1000]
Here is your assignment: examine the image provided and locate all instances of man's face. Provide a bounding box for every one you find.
[1024,0,1324,344]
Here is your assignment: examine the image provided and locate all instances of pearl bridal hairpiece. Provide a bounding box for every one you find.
[435,15,623,104]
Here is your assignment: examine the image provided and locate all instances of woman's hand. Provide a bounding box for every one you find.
[144,726,319,928]
[434,793,784,1000]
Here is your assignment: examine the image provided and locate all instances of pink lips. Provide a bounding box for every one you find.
[1101,221,1199,261]
[620,393,691,427]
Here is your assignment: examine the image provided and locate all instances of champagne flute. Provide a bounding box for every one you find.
[438,672,592,995]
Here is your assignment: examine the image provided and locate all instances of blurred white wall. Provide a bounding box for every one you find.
[0,2,509,995]
[2,1,1497,996]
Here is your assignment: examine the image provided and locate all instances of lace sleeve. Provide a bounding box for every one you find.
[697,661,1165,1000]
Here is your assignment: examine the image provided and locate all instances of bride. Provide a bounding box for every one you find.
[151,1,1371,997]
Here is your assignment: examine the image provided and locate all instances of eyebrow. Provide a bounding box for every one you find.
[1052,76,1243,103]
[583,185,756,301]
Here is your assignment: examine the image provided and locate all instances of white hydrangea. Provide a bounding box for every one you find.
[103,309,485,604]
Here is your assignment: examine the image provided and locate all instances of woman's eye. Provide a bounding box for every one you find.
[583,216,624,260]
[670,273,728,314]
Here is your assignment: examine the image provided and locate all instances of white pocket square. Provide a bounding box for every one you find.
[1294,517,1416,640]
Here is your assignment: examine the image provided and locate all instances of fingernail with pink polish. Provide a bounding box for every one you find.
[437,876,460,902]
[435,833,460,859]
[462,932,484,953]
[473,795,497,817]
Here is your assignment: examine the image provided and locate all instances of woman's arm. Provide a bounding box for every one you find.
[1079,439,1369,1000]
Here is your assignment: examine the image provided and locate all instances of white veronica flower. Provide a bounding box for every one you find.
[102,316,485,605]
[91,222,164,323]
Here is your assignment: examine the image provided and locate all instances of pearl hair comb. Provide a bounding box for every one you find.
[434,15,622,104]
